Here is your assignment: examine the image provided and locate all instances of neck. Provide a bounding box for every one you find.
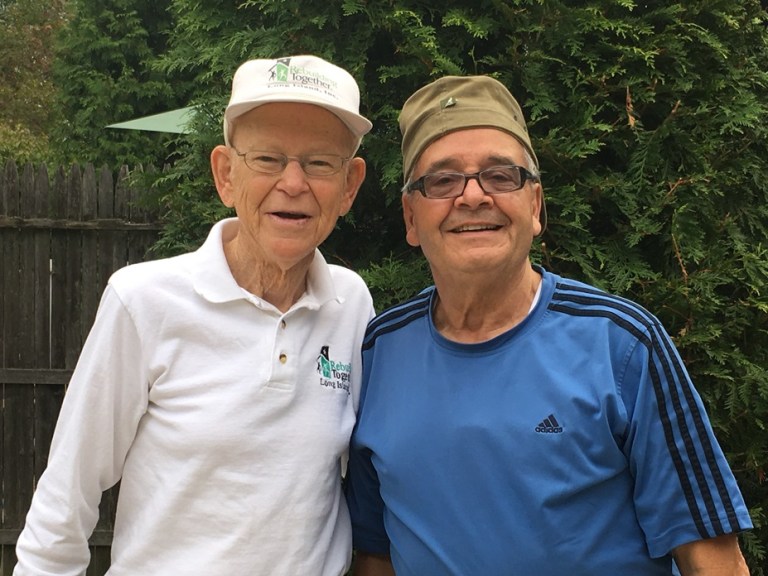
[223,236,312,313]
[432,263,541,344]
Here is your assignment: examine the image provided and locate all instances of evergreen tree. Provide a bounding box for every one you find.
[0,0,67,162]
[49,0,190,167]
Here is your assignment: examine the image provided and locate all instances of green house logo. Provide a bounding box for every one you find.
[275,59,290,82]
[317,346,332,378]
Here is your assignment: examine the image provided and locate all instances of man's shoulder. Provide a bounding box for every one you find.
[544,270,662,336]
[108,252,195,294]
[327,263,368,289]
[326,264,374,306]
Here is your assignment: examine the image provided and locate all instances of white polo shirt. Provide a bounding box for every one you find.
[14,218,375,576]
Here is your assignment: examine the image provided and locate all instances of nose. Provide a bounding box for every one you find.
[457,174,491,207]
[276,158,309,195]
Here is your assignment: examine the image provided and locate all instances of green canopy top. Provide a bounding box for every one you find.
[107,106,197,134]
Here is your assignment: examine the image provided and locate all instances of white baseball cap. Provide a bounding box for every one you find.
[223,55,373,145]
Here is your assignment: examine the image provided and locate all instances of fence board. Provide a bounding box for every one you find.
[1,162,36,543]
[31,166,59,481]
[98,166,119,289]
[49,166,68,372]
[80,165,101,353]
[0,164,18,576]
[0,161,160,576]
[64,164,84,368]
[87,547,112,576]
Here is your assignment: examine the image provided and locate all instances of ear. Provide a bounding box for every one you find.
[402,192,421,247]
[530,181,543,237]
[339,157,366,216]
[210,145,235,207]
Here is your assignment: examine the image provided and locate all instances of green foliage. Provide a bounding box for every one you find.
[73,0,768,569]
[48,0,192,167]
[359,256,432,311]
[0,123,50,164]
[148,103,233,256]
[0,0,67,162]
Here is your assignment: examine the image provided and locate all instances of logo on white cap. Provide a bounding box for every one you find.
[270,58,335,91]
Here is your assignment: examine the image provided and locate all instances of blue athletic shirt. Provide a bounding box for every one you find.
[346,267,752,575]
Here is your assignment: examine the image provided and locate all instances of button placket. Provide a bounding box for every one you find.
[270,314,294,387]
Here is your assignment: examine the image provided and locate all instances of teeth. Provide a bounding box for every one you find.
[454,224,498,232]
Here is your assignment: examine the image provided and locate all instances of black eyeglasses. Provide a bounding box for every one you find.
[404,165,539,199]
[232,149,350,177]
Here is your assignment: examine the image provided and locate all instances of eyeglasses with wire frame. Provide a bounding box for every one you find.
[232,149,350,177]
[404,165,539,199]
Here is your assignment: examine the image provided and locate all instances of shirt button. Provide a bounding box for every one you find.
[279,353,287,364]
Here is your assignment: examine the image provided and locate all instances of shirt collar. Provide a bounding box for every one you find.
[191,218,341,311]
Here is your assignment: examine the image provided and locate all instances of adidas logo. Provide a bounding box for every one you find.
[535,413,563,434]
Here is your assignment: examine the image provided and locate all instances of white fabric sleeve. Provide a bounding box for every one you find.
[13,285,149,576]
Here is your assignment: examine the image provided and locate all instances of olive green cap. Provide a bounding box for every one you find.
[399,75,538,181]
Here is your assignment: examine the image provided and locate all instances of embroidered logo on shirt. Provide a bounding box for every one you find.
[316,346,351,393]
[535,413,563,434]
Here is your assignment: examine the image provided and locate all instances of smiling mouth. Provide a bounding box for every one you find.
[451,224,502,233]
[272,211,309,220]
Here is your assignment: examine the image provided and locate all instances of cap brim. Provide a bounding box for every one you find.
[225,96,372,144]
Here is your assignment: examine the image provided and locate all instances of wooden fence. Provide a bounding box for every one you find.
[0,160,161,575]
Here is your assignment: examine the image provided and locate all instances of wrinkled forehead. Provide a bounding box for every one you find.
[229,102,358,152]
[412,127,531,177]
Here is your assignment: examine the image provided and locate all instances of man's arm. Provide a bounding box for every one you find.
[351,552,395,576]
[14,286,148,574]
[673,534,750,575]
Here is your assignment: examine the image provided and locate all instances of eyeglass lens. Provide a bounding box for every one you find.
[238,150,346,176]
[422,166,527,198]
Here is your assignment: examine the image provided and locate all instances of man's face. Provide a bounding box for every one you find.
[212,102,365,272]
[402,128,542,280]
